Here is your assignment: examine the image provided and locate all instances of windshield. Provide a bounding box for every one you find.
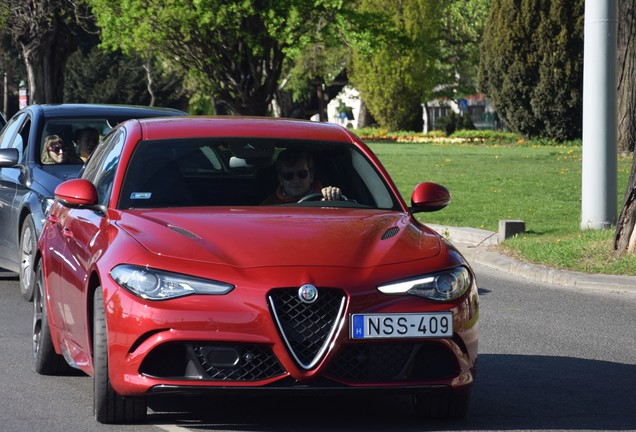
[40,119,114,165]
[118,138,399,210]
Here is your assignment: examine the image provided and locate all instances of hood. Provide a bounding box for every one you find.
[117,207,441,269]
[35,164,83,195]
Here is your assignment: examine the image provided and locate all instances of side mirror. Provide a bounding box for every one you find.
[410,182,451,213]
[0,148,19,167]
[54,179,99,208]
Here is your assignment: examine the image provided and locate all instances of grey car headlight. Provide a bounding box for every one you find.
[378,266,471,301]
[111,264,234,300]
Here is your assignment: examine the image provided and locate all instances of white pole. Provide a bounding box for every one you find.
[581,0,618,230]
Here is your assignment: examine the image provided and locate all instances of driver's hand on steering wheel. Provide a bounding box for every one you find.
[321,186,343,201]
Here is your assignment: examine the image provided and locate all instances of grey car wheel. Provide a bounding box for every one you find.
[33,260,72,375]
[20,216,37,301]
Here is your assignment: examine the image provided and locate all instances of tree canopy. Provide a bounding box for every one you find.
[350,0,442,131]
[0,0,93,104]
[86,0,356,116]
[433,0,491,100]
[478,0,584,140]
[349,0,490,131]
[64,47,188,110]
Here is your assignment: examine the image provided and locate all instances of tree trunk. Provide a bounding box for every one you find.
[617,0,636,154]
[357,98,376,128]
[615,162,636,255]
[21,19,76,104]
[615,0,636,255]
[143,59,156,107]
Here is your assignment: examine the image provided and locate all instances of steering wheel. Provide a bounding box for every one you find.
[297,192,325,203]
[297,192,350,203]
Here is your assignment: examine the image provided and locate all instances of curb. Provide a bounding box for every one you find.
[428,224,636,294]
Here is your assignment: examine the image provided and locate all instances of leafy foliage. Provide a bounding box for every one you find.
[350,0,490,132]
[350,0,442,131]
[64,47,188,110]
[433,0,492,100]
[434,112,475,136]
[0,0,94,103]
[478,0,584,140]
[86,0,356,116]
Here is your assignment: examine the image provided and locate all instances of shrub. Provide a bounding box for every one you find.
[478,0,584,141]
[434,111,475,136]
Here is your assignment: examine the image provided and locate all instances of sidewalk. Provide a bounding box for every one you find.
[428,224,636,294]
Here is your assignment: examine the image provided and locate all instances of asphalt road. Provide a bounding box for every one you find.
[0,264,634,432]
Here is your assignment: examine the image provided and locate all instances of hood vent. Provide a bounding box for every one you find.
[381,227,400,240]
[167,225,201,240]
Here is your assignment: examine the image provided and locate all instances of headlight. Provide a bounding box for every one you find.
[110,264,234,300]
[378,266,471,301]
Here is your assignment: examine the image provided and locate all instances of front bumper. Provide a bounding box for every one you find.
[103,279,478,397]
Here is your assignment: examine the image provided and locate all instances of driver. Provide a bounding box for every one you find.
[261,149,343,205]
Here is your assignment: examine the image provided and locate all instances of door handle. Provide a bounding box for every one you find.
[62,228,73,238]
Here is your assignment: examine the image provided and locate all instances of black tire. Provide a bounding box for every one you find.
[93,287,147,424]
[33,260,73,375]
[20,216,37,301]
[413,390,470,419]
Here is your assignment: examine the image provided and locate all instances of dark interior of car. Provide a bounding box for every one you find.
[118,139,381,210]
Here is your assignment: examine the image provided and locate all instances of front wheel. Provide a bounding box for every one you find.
[33,260,72,375]
[20,216,37,301]
[93,287,147,424]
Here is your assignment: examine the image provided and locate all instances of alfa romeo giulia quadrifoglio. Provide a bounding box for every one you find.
[34,117,479,424]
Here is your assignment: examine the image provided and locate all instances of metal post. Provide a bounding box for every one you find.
[581,0,618,229]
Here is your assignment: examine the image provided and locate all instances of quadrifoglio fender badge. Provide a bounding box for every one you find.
[298,284,318,304]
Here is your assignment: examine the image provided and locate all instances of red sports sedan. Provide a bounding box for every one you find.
[34,117,478,424]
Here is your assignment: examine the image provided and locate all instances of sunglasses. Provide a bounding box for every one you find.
[48,146,67,154]
[281,169,309,181]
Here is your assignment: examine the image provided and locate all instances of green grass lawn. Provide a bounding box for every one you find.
[368,140,636,276]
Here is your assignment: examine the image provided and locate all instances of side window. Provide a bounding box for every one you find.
[0,113,25,150]
[15,119,31,162]
[85,129,125,206]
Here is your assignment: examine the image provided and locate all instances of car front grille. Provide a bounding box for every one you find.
[268,287,346,370]
[326,342,459,382]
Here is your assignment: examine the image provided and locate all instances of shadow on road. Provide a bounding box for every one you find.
[146,354,636,431]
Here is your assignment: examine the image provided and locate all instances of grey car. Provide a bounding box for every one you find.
[0,104,185,300]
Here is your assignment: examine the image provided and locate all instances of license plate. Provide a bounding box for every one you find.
[350,313,453,339]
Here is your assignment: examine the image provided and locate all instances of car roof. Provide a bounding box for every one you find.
[131,116,357,142]
[27,103,186,118]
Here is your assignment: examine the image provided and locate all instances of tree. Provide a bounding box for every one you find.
[0,33,24,116]
[276,36,350,120]
[478,0,584,141]
[617,1,636,155]
[86,0,355,116]
[432,0,492,100]
[615,0,636,255]
[350,0,442,131]
[64,46,189,110]
[0,0,92,104]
